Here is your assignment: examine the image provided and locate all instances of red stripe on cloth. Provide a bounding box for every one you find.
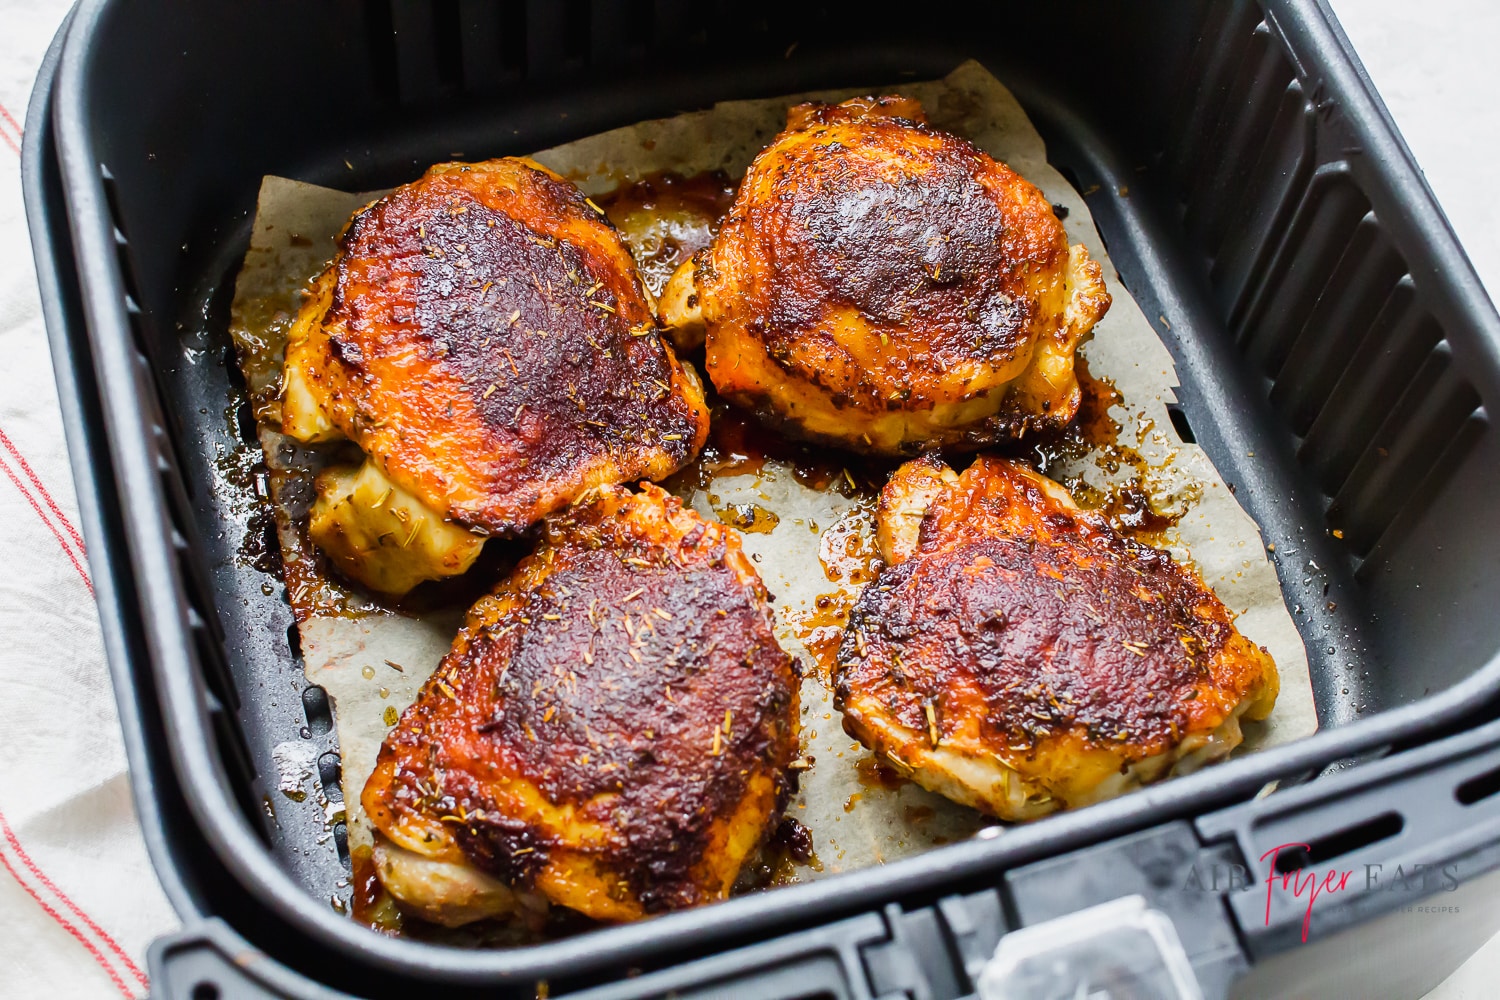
[0,841,141,999]
[0,78,147,1000]
[0,453,93,595]
[0,808,150,992]
[0,425,87,556]
[0,99,21,155]
[0,99,22,138]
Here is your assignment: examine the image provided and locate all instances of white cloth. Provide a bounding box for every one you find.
[0,3,179,998]
[0,2,1495,998]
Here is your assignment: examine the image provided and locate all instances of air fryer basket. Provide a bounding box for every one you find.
[27,0,1500,996]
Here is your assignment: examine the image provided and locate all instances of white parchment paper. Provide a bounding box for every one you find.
[228,60,1315,887]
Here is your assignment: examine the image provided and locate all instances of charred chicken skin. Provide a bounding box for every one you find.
[362,484,800,926]
[835,455,1279,820]
[659,96,1110,456]
[282,158,710,594]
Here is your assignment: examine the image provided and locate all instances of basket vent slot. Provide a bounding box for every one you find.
[1457,764,1500,806]
[1214,86,1315,326]
[563,0,594,65]
[318,751,344,804]
[333,820,350,869]
[1268,812,1403,873]
[1267,219,1408,433]
[1327,344,1483,559]
[524,0,593,80]
[1182,24,1295,256]
[1350,409,1486,580]
[1298,279,1440,491]
[591,0,656,67]
[432,0,464,90]
[209,697,266,840]
[362,0,398,103]
[233,400,258,446]
[1168,0,1267,191]
[1167,403,1197,444]
[452,0,528,90]
[498,0,529,77]
[386,0,453,104]
[1232,169,1371,374]
[184,571,239,714]
[302,685,333,737]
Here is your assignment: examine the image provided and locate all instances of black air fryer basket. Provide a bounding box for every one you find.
[24,1,1500,997]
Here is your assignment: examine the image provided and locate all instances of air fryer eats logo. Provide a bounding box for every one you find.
[1179,843,1460,943]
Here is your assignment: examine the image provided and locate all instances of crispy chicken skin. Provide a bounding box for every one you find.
[282,158,710,594]
[659,96,1110,456]
[362,484,800,926]
[835,456,1279,820]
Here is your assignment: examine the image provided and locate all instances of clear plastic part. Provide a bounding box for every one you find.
[977,895,1204,1000]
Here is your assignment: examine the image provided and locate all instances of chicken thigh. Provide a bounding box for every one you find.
[283,158,709,594]
[362,484,800,925]
[835,455,1279,820]
[660,97,1109,456]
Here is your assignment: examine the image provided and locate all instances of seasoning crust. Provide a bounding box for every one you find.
[284,159,709,538]
[363,484,800,924]
[835,456,1278,819]
[661,97,1110,455]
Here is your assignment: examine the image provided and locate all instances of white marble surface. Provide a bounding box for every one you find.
[1334,0,1500,308]
[1331,2,1500,997]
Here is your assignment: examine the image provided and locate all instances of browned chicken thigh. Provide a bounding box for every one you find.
[362,484,800,926]
[835,455,1279,820]
[660,96,1110,456]
[282,158,709,594]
